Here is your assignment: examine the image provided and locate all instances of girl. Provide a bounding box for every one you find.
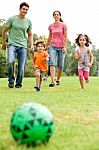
[46,10,67,87]
[75,34,94,89]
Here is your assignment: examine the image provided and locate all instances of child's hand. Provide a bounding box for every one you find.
[62,48,66,54]
[88,63,92,68]
[46,57,49,61]
[88,63,92,67]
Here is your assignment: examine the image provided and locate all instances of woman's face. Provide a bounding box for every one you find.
[53,11,61,21]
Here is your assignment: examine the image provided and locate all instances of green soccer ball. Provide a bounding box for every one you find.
[10,103,55,146]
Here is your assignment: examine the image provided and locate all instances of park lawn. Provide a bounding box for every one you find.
[0,76,99,150]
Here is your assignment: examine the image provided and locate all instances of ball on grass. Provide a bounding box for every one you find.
[10,103,55,146]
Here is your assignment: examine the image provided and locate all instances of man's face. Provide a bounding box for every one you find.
[20,6,29,16]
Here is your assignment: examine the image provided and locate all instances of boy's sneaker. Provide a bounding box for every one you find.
[56,81,60,85]
[43,77,47,81]
[8,82,14,88]
[34,85,40,91]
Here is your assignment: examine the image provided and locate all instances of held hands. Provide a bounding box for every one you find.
[2,42,6,50]
[29,45,34,53]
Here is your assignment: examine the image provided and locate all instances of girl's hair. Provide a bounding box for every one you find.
[75,34,92,47]
[53,11,63,22]
[20,2,29,9]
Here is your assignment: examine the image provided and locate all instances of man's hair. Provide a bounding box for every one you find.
[20,2,29,9]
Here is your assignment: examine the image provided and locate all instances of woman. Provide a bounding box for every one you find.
[46,10,67,87]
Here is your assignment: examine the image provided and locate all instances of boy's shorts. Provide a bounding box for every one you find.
[34,67,47,79]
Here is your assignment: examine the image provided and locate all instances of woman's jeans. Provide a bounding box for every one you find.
[7,45,27,87]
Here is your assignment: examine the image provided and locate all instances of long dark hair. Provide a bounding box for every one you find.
[75,34,92,47]
[53,11,63,22]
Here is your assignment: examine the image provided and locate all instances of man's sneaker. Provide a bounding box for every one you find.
[56,81,60,85]
[49,82,56,87]
[15,84,22,88]
[8,82,14,88]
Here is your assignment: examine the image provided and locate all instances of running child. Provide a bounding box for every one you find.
[33,41,49,91]
[75,34,94,89]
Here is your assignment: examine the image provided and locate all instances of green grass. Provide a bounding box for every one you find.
[0,76,99,150]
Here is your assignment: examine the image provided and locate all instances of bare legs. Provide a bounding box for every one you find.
[49,66,62,86]
[56,68,62,81]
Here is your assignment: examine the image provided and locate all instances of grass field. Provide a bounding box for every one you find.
[0,76,99,150]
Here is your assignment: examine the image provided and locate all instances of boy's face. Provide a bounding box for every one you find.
[37,43,45,52]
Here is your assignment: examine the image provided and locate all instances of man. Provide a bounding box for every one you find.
[2,2,33,88]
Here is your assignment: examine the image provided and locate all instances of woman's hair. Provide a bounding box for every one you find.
[75,34,92,47]
[53,11,63,22]
[20,2,29,9]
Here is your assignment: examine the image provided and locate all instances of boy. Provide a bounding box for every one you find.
[33,41,49,91]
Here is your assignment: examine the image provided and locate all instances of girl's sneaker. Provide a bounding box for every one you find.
[34,85,40,91]
[86,80,89,83]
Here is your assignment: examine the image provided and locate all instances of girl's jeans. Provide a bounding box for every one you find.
[7,45,27,87]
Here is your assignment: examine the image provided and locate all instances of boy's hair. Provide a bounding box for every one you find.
[75,34,92,47]
[20,2,29,9]
[36,41,45,48]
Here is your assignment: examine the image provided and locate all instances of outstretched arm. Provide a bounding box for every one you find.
[89,50,94,67]
[2,26,9,50]
[28,31,34,51]
[45,30,52,50]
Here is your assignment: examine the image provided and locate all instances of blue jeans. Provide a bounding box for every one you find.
[7,45,27,87]
[48,46,65,69]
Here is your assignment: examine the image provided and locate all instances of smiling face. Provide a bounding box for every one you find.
[37,43,45,52]
[19,6,29,17]
[53,11,61,22]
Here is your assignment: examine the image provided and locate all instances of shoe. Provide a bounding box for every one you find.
[86,80,89,83]
[34,86,40,91]
[49,82,55,87]
[56,81,60,85]
[43,77,47,81]
[15,84,22,88]
[8,82,14,88]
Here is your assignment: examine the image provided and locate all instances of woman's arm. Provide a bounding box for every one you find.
[46,30,52,50]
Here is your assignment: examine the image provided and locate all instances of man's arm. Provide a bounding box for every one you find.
[28,31,34,51]
[2,26,9,50]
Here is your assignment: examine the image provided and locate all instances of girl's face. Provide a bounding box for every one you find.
[37,43,44,52]
[79,35,87,46]
[53,11,61,21]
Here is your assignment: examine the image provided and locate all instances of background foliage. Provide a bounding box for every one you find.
[0,19,99,77]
